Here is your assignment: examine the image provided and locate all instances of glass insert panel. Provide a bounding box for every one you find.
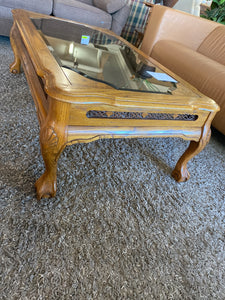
[31,18,178,94]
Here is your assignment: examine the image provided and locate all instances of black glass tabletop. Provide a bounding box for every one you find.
[32,17,178,94]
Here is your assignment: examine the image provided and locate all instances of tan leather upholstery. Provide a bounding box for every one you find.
[141,5,225,135]
[197,26,225,66]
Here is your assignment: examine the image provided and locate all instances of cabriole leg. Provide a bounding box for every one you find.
[35,98,70,200]
[10,22,21,74]
[172,124,211,182]
[35,124,66,200]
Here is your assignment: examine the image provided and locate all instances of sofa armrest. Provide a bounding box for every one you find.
[141,5,219,56]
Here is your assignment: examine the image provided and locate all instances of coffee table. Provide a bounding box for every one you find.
[10,9,219,200]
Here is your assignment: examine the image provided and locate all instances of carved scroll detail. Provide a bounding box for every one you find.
[40,126,59,159]
[35,125,63,200]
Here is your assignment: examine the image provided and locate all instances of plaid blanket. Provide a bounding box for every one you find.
[121,0,152,44]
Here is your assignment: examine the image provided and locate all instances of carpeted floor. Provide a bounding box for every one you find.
[0,35,225,299]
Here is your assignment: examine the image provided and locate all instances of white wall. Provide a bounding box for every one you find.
[173,0,202,16]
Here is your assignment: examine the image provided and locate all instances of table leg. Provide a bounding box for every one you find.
[35,98,70,200]
[35,124,66,200]
[9,22,21,74]
[172,123,211,182]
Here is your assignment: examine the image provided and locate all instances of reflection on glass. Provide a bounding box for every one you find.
[31,18,177,94]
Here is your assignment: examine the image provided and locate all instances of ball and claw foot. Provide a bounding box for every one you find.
[171,166,190,182]
[10,61,21,74]
[11,68,19,74]
[35,172,57,200]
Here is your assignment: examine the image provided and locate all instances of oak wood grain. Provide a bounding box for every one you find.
[10,9,220,199]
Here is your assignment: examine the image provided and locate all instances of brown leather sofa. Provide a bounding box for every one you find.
[141,5,225,135]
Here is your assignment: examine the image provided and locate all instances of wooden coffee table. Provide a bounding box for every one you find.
[10,9,219,199]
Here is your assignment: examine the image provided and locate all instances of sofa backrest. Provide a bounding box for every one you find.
[141,5,219,56]
[0,0,53,15]
[197,26,225,67]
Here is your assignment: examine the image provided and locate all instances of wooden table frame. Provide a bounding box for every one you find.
[10,9,219,199]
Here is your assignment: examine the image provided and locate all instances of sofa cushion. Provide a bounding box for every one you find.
[0,0,53,15]
[151,39,225,132]
[93,0,125,14]
[152,40,225,95]
[76,0,93,5]
[53,0,112,29]
[111,4,131,35]
[0,6,13,36]
[0,5,12,18]
[197,26,225,67]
